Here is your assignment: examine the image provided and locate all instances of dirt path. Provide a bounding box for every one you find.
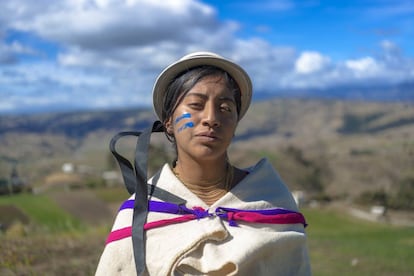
[329,202,414,227]
[50,190,113,226]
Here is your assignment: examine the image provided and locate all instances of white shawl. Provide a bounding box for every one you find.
[96,158,311,275]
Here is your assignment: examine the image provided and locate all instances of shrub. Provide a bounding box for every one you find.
[388,177,414,210]
[355,189,388,206]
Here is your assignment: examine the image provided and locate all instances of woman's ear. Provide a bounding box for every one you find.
[164,118,174,135]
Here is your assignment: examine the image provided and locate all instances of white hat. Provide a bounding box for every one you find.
[152,52,252,121]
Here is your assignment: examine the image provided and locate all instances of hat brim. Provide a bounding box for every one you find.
[152,52,252,121]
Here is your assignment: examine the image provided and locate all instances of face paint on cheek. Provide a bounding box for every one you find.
[174,112,194,133]
[175,112,191,124]
[177,122,194,133]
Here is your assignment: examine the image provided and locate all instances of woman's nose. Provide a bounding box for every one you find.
[201,105,220,128]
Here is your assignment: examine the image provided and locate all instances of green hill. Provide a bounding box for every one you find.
[0,98,413,205]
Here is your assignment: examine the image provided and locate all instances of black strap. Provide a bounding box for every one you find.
[110,131,141,195]
[109,120,186,275]
[148,183,186,205]
[109,127,187,204]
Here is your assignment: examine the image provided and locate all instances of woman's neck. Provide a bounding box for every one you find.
[172,158,233,206]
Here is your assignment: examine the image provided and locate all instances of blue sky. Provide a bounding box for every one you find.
[206,0,414,58]
[0,0,413,114]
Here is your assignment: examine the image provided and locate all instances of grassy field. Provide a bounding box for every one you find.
[1,192,413,275]
[0,193,106,275]
[304,207,414,275]
[0,193,84,233]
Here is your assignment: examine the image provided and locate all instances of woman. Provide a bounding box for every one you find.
[96,52,311,275]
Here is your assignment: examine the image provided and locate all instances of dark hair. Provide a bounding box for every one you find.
[162,65,241,142]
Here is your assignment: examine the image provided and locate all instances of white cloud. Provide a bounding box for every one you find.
[11,0,218,50]
[0,0,414,113]
[345,57,381,72]
[4,0,237,71]
[295,51,331,74]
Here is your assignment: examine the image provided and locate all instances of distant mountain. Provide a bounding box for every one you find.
[254,82,414,103]
[0,108,157,139]
[1,82,413,116]
[1,97,414,141]
[1,98,413,204]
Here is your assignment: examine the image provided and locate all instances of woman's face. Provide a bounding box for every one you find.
[166,75,238,162]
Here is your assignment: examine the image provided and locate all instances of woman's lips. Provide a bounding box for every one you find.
[195,131,219,142]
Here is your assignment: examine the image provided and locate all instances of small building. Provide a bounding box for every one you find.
[62,163,75,173]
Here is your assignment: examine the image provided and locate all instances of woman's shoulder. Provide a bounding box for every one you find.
[230,158,299,211]
[241,158,285,188]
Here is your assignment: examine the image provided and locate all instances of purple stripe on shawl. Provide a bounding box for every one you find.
[119,199,134,210]
[149,200,190,214]
[120,200,300,217]
[119,199,193,215]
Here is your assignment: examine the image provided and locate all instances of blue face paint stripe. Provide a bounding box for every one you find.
[175,113,191,124]
[177,122,194,133]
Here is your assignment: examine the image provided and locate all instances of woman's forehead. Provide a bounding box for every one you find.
[189,74,232,89]
[184,77,235,98]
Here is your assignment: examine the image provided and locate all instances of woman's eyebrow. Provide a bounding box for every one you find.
[219,96,236,103]
[186,92,235,103]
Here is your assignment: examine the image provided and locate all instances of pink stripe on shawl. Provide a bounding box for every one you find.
[106,215,198,244]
